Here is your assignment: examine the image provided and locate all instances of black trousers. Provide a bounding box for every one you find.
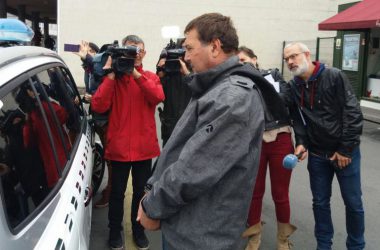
[108,159,152,234]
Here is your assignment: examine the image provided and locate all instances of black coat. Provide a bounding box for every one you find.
[290,64,363,157]
[159,73,192,144]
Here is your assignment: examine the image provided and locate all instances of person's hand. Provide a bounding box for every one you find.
[179,59,190,76]
[157,58,166,78]
[132,67,142,79]
[157,58,166,68]
[74,96,80,105]
[84,93,92,102]
[103,56,115,79]
[73,41,89,59]
[12,117,22,125]
[294,145,308,161]
[137,197,160,231]
[0,163,10,176]
[330,152,351,169]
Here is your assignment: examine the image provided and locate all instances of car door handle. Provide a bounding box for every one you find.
[84,185,93,207]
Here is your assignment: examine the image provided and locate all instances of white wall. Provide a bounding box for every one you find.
[58,0,356,87]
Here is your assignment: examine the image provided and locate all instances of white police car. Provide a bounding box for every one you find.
[0,18,104,249]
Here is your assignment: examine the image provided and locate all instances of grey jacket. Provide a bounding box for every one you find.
[143,56,264,250]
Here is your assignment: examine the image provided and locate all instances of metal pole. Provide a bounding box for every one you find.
[316,37,320,61]
[0,0,6,18]
[44,16,49,36]
[281,41,286,76]
[18,4,26,22]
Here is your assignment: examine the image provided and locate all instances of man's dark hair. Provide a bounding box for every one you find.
[122,35,144,47]
[238,46,257,59]
[184,13,238,54]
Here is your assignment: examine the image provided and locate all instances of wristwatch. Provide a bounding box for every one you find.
[103,68,114,75]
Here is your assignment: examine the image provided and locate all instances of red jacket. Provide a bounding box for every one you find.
[91,66,164,162]
[23,101,70,188]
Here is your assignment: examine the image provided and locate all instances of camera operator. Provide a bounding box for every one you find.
[156,39,192,146]
[91,35,164,250]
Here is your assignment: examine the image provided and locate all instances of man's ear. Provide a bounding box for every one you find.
[304,51,311,59]
[210,38,222,57]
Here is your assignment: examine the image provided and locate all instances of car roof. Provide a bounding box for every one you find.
[0,46,65,87]
[0,46,60,66]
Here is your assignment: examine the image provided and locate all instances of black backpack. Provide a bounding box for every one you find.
[227,63,290,129]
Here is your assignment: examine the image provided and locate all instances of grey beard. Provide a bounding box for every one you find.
[291,60,308,76]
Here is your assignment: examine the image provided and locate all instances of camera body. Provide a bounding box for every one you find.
[109,45,139,75]
[159,39,185,73]
[166,48,185,60]
[93,40,140,80]
[106,40,140,75]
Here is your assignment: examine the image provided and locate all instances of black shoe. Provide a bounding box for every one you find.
[133,231,149,250]
[109,229,124,250]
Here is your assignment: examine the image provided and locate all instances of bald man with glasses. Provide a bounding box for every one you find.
[284,42,365,250]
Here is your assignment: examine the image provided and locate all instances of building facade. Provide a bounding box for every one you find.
[56,0,353,86]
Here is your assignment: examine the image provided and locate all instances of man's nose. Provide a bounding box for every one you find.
[184,52,190,62]
[285,58,293,66]
[287,61,294,68]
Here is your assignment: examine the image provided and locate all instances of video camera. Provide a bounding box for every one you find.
[158,38,186,74]
[93,40,140,80]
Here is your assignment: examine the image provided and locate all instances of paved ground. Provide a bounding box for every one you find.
[259,120,380,250]
[90,120,380,250]
[90,178,162,250]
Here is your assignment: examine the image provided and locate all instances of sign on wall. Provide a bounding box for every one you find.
[342,34,360,71]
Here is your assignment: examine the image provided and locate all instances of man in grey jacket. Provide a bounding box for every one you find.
[137,13,265,250]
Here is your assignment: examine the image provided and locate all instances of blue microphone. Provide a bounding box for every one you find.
[283,153,302,170]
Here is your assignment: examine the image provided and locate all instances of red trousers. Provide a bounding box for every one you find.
[247,133,293,226]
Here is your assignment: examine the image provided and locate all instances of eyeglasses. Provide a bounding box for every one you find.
[283,52,305,63]
[123,44,145,54]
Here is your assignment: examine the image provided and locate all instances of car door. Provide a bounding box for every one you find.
[0,61,94,249]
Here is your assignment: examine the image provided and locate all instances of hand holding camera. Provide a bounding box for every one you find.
[92,40,141,81]
[179,59,190,76]
[156,38,189,75]
[132,68,142,79]
[102,56,115,79]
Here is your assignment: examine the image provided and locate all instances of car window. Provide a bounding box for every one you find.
[38,67,83,148]
[0,66,83,230]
